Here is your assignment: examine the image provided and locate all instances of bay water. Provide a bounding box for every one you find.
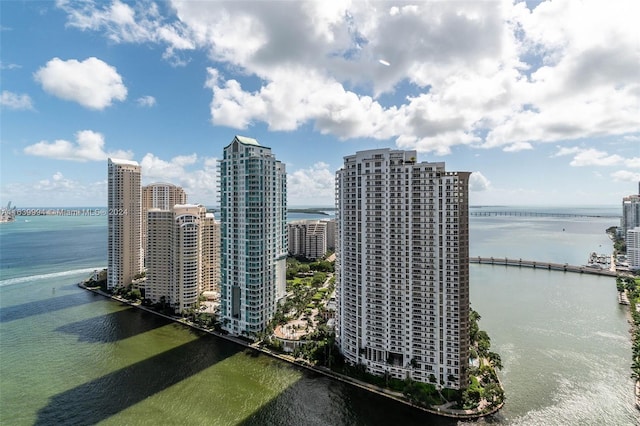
[0,207,638,425]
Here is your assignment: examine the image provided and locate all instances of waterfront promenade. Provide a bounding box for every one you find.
[470,256,617,277]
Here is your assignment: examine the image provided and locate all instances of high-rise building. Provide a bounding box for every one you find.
[142,183,187,265]
[335,148,470,390]
[627,227,640,271]
[201,212,220,294]
[288,220,328,260]
[142,183,188,211]
[621,194,640,239]
[219,135,287,336]
[107,158,142,290]
[146,209,173,304]
[324,219,336,251]
[146,204,209,313]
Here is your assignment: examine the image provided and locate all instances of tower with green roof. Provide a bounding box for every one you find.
[219,136,287,336]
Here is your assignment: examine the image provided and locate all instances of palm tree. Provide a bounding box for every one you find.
[631,359,640,380]
[488,351,503,370]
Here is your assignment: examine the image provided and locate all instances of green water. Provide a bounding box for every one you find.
[2,210,639,425]
[0,281,300,425]
[0,276,447,426]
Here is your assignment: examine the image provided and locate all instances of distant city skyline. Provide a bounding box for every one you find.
[1,1,639,207]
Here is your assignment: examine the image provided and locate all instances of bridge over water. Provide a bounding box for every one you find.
[470,256,617,277]
[470,211,620,219]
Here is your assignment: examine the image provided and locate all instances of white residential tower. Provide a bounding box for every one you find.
[335,148,470,389]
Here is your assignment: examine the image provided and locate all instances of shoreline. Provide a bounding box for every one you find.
[620,289,640,411]
[78,281,503,420]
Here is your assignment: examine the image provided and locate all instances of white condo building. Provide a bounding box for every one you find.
[622,194,640,239]
[146,204,212,313]
[288,220,328,260]
[107,158,142,290]
[219,136,287,336]
[335,148,470,389]
[627,227,640,271]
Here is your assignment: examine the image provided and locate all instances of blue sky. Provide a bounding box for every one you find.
[1,0,638,208]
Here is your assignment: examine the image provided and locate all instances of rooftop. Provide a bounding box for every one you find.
[109,158,139,167]
[234,135,260,146]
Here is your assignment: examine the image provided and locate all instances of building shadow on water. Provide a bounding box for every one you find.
[0,291,99,323]
[55,308,171,343]
[239,372,458,426]
[34,334,241,425]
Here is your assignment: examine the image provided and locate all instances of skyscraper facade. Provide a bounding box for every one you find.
[325,219,336,251]
[201,212,221,294]
[335,148,470,389]
[142,183,188,211]
[107,158,142,290]
[621,194,640,239]
[219,136,287,336]
[288,220,328,260]
[146,204,208,313]
[142,183,187,265]
[627,227,640,271]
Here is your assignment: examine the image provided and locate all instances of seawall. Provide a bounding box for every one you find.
[78,282,503,420]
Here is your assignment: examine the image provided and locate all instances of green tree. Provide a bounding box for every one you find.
[487,351,503,370]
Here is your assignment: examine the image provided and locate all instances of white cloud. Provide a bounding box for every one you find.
[34,172,75,191]
[287,162,336,205]
[469,171,491,192]
[611,170,640,182]
[57,0,195,65]
[552,145,640,169]
[136,95,156,107]
[140,153,218,206]
[552,146,582,157]
[625,157,640,169]
[0,62,21,70]
[56,0,640,154]
[34,57,127,110]
[24,130,133,162]
[503,142,533,152]
[1,173,107,207]
[1,90,34,110]
[569,149,624,167]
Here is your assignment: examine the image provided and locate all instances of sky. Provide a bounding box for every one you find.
[1,0,639,208]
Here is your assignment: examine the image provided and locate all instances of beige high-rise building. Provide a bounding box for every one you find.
[146,204,211,313]
[142,183,187,211]
[107,158,142,290]
[142,183,187,265]
[335,148,470,390]
[201,212,220,294]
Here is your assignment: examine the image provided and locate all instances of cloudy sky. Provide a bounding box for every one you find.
[1,0,638,207]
